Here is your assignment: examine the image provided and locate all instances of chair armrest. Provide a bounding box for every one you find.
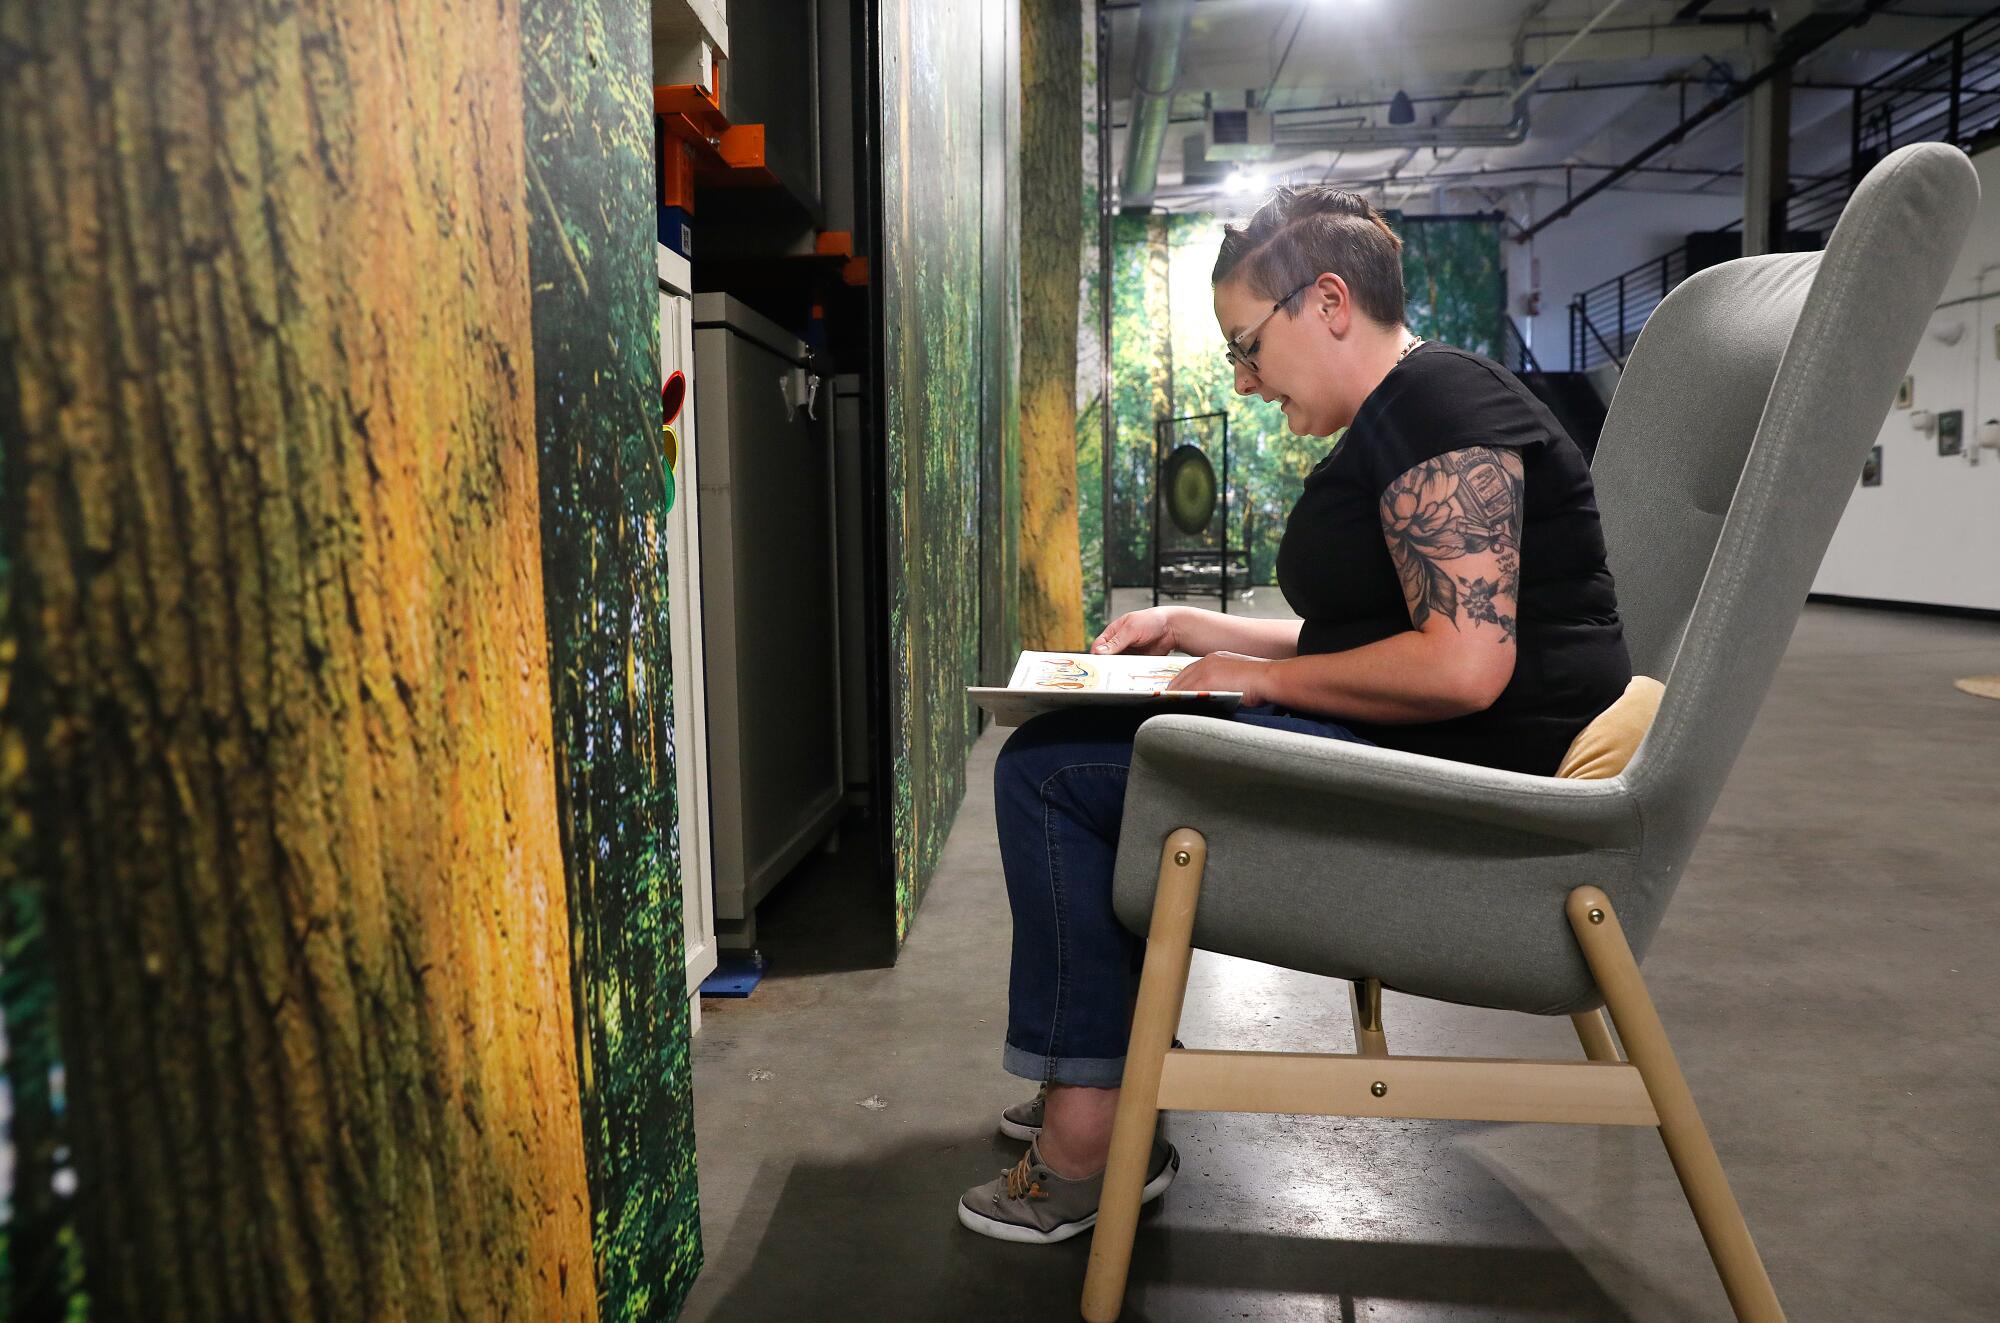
[1126,714,1642,849]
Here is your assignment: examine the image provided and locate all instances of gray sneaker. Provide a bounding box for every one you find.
[957,1136,1180,1245]
[998,1085,1046,1141]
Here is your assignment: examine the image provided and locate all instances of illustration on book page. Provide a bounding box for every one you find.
[1014,652,1196,693]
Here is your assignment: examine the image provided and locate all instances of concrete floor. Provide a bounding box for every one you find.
[678,603,1999,1322]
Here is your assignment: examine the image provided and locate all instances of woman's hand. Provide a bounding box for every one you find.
[1165,651,1274,706]
[1091,607,1180,655]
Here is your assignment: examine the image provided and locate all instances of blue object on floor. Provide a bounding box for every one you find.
[701,952,766,998]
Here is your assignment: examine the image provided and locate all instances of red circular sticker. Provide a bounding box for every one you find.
[661,371,686,426]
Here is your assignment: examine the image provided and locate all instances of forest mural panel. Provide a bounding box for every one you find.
[524,0,702,1317]
[1,0,603,1314]
[0,1,700,1316]
[978,0,1022,694]
[1076,0,1107,641]
[881,0,1007,941]
[1082,211,1505,598]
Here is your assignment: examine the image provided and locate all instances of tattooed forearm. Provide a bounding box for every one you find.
[1380,447,1524,639]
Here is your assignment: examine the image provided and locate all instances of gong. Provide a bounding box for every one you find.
[1161,443,1217,536]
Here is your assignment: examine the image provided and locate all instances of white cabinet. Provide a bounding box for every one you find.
[658,244,719,1022]
[692,295,844,949]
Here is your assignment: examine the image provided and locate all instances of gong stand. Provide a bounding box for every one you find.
[1151,410,1236,613]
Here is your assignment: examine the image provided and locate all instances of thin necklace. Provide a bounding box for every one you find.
[1329,337,1424,456]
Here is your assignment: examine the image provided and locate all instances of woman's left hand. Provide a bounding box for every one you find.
[1166,651,1274,706]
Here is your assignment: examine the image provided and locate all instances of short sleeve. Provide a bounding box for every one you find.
[1350,349,1552,501]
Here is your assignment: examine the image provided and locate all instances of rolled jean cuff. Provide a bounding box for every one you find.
[1003,1041,1127,1088]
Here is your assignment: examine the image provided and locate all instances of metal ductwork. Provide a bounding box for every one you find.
[1120,0,1194,213]
[1270,100,1531,152]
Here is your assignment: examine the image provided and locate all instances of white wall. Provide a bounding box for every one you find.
[1506,183,1744,372]
[1813,145,2000,611]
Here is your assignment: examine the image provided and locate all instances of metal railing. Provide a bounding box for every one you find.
[1496,315,1543,375]
[1836,16,2000,226]
[1564,10,2000,373]
[1568,247,1687,372]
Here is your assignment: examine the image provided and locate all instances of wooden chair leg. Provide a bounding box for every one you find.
[1568,888,1786,1323]
[1572,1008,1621,1062]
[1351,977,1387,1056]
[1082,829,1206,1323]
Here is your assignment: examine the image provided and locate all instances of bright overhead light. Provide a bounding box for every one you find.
[1226,169,1268,195]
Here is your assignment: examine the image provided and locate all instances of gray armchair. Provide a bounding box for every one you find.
[1083,143,1979,1323]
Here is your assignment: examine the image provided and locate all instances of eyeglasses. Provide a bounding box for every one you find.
[1224,279,1318,376]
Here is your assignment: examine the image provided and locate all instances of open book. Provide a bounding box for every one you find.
[968,650,1243,727]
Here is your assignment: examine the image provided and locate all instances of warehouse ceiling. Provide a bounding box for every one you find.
[1107,0,2000,215]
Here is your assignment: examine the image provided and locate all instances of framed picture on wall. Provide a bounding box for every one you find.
[1938,409,1964,456]
[1894,375,1914,409]
[1862,445,1883,486]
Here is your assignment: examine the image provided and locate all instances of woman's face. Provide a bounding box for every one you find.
[1213,273,1355,437]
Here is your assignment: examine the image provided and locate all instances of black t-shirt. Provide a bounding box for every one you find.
[1274,342,1631,775]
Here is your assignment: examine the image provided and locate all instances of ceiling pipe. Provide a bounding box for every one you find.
[1116,74,1759,131]
[1120,0,1194,213]
[1511,0,1636,106]
[1271,98,1531,151]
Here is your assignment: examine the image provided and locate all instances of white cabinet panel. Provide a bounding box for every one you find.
[658,245,719,997]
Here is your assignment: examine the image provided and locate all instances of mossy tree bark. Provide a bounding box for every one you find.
[1019,0,1086,650]
[0,1,598,1319]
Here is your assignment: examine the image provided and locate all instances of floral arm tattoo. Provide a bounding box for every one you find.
[1379,447,1524,643]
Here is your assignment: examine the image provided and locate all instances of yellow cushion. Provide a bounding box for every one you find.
[1555,676,1666,780]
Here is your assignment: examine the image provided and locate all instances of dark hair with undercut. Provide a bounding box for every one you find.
[1212,187,1406,328]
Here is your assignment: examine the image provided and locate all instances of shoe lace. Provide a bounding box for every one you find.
[1003,1152,1047,1201]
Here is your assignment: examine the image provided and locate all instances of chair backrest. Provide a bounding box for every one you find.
[1593,142,1978,884]
[1590,253,1819,678]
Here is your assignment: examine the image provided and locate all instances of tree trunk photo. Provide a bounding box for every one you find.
[1019,0,1087,651]
[0,1,597,1318]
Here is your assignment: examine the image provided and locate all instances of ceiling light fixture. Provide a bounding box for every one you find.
[1387,90,1415,126]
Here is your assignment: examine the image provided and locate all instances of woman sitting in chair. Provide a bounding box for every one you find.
[959,186,1632,1243]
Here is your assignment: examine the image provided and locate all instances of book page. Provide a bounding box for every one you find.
[971,650,1240,727]
[1007,651,1197,694]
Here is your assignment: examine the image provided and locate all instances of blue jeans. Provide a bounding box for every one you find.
[995,703,1374,1087]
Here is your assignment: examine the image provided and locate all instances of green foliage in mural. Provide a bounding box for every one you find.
[0,884,91,1323]
[522,0,701,1315]
[882,0,994,941]
[0,285,89,1323]
[1396,212,1507,360]
[1099,216,1156,589]
[1082,210,1504,601]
